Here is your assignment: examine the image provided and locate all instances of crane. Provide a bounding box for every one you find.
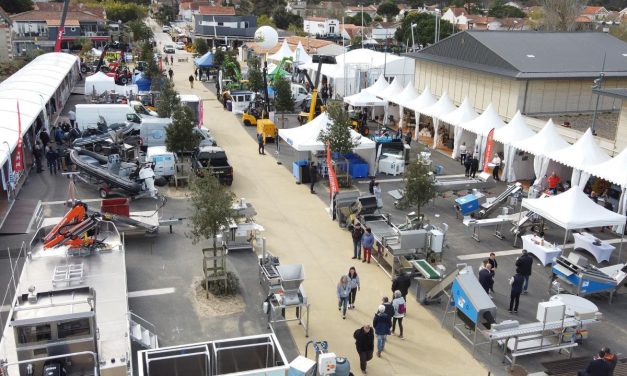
[302,55,336,123]
[53,0,71,52]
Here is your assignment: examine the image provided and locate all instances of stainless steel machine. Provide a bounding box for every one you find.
[221,199,264,252]
[434,172,496,193]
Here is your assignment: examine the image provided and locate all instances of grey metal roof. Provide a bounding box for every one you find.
[593,87,627,99]
[406,31,627,79]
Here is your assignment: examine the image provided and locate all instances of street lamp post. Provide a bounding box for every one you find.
[360,4,364,49]
[591,72,604,136]
[410,23,417,52]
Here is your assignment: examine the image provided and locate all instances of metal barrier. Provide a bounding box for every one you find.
[0,241,27,351]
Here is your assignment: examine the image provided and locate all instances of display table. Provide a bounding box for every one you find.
[573,232,615,263]
[521,234,562,266]
[549,294,598,317]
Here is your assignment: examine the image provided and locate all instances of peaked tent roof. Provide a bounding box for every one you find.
[364,74,389,94]
[512,119,570,156]
[546,128,611,170]
[522,187,626,230]
[344,90,387,107]
[194,51,214,67]
[277,112,376,151]
[421,91,457,120]
[268,39,294,62]
[582,147,627,187]
[440,97,478,126]
[406,31,627,79]
[407,86,437,113]
[493,110,535,144]
[389,82,419,108]
[293,41,312,65]
[378,77,403,101]
[459,103,505,136]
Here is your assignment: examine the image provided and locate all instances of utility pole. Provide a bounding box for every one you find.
[591,52,606,136]
[361,4,364,49]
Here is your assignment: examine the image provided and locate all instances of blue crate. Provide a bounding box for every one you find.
[349,162,369,179]
[455,194,480,216]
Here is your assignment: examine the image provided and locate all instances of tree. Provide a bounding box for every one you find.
[377,2,400,20]
[127,20,153,42]
[79,38,93,58]
[188,173,237,248]
[346,13,372,26]
[317,101,359,155]
[287,24,307,36]
[156,80,180,118]
[273,9,302,30]
[274,78,294,128]
[610,23,627,43]
[0,0,33,14]
[541,0,587,31]
[154,4,177,25]
[246,56,264,93]
[401,159,436,217]
[395,12,453,46]
[252,0,286,16]
[104,2,147,23]
[194,38,209,55]
[256,14,276,27]
[488,4,526,18]
[166,106,200,154]
[213,49,226,67]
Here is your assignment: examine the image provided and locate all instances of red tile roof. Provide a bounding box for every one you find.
[305,16,327,22]
[11,9,106,23]
[33,2,106,18]
[582,6,606,15]
[197,5,236,15]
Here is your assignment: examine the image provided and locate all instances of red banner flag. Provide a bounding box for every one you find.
[326,144,339,199]
[482,128,495,173]
[14,101,24,172]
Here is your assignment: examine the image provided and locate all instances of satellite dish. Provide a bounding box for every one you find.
[254,26,278,50]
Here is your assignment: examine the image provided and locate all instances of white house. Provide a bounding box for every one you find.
[441,7,469,30]
[304,17,340,37]
[286,1,307,17]
[344,5,378,18]
[371,22,398,41]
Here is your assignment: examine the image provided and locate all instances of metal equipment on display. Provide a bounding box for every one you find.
[220,199,263,252]
[476,183,522,218]
[551,253,627,303]
[292,340,351,376]
[435,172,496,193]
[455,192,487,217]
[333,190,370,227]
[463,208,520,242]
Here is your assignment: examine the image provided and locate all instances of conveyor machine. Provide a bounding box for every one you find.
[434,172,496,193]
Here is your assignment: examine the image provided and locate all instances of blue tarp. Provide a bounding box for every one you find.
[195,52,214,67]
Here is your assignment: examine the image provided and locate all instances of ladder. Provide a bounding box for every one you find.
[128,312,159,349]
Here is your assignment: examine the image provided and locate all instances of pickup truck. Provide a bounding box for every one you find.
[191,146,233,186]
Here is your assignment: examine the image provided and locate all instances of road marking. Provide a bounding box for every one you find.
[128,287,176,298]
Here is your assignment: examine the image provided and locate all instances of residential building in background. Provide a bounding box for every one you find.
[303,17,339,37]
[0,7,12,60]
[193,11,255,48]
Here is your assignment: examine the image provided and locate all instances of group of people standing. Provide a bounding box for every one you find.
[477,250,533,314]
[36,121,78,175]
[459,142,480,178]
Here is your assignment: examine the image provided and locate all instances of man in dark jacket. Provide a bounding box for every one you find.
[508,270,525,313]
[464,155,472,177]
[381,297,394,318]
[515,249,533,294]
[391,271,411,301]
[368,176,375,195]
[478,264,493,295]
[470,155,479,178]
[257,133,265,155]
[309,162,318,194]
[352,222,364,260]
[578,350,612,376]
[372,305,392,357]
[353,324,375,374]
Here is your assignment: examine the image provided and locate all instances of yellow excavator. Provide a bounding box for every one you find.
[297,55,337,124]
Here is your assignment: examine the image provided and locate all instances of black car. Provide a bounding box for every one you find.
[191,146,233,186]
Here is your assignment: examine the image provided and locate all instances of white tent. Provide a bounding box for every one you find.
[85,71,115,95]
[459,103,506,166]
[583,147,627,233]
[494,111,536,182]
[522,187,626,256]
[407,86,437,140]
[268,39,294,63]
[344,90,387,107]
[421,92,456,149]
[377,77,403,101]
[513,119,571,187]
[389,82,419,108]
[364,74,389,95]
[547,129,611,190]
[440,97,479,158]
[292,41,312,65]
[278,112,377,174]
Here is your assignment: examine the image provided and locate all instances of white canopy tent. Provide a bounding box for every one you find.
[421,92,456,149]
[547,129,611,190]
[268,39,294,63]
[513,119,571,187]
[377,77,403,101]
[364,74,389,95]
[493,111,536,182]
[459,103,506,166]
[522,187,626,258]
[408,86,437,140]
[582,147,627,233]
[388,82,419,130]
[440,97,479,158]
[278,112,377,175]
[292,41,312,65]
[343,90,387,107]
[85,71,115,94]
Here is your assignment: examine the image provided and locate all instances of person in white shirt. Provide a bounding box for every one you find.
[459,142,467,165]
[373,182,382,209]
[491,153,501,181]
[67,110,76,127]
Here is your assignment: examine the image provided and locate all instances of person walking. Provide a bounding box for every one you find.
[381,297,395,317]
[488,252,498,293]
[508,269,524,313]
[373,182,382,209]
[491,153,501,181]
[368,177,375,195]
[33,141,43,173]
[464,154,472,177]
[347,267,360,309]
[337,275,351,319]
[391,290,406,339]
[372,305,392,357]
[188,74,195,88]
[194,68,199,80]
[470,154,479,178]
[478,263,493,295]
[40,128,50,147]
[351,222,364,260]
[168,68,173,81]
[404,130,412,146]
[46,146,58,174]
[309,161,318,194]
[391,271,411,302]
[515,249,533,294]
[257,133,265,155]
[353,324,374,374]
[362,228,374,264]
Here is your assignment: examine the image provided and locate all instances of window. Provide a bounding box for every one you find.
[57,318,91,339]
[70,27,77,32]
[244,94,251,101]
[217,22,224,26]
[329,26,335,33]
[16,324,52,344]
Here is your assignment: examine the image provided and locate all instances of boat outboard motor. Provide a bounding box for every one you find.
[138,165,158,198]
[107,154,121,175]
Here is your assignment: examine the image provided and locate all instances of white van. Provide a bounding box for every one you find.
[139,117,217,149]
[179,94,203,127]
[145,146,176,178]
[291,83,308,108]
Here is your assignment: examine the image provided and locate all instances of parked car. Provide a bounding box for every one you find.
[175,42,185,50]
[162,25,171,32]
[163,45,175,54]
[191,146,233,186]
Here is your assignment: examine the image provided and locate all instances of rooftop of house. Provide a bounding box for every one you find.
[0,6,10,24]
[582,6,607,15]
[305,16,329,22]
[180,2,212,11]
[406,30,627,79]
[11,9,106,23]
[33,2,106,18]
[447,7,467,17]
[345,5,378,12]
[197,5,236,15]
[245,35,337,54]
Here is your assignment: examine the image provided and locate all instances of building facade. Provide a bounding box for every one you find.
[0,7,11,60]
[193,14,256,46]
[303,17,340,37]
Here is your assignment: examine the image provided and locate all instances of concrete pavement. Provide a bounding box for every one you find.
[165,48,489,375]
